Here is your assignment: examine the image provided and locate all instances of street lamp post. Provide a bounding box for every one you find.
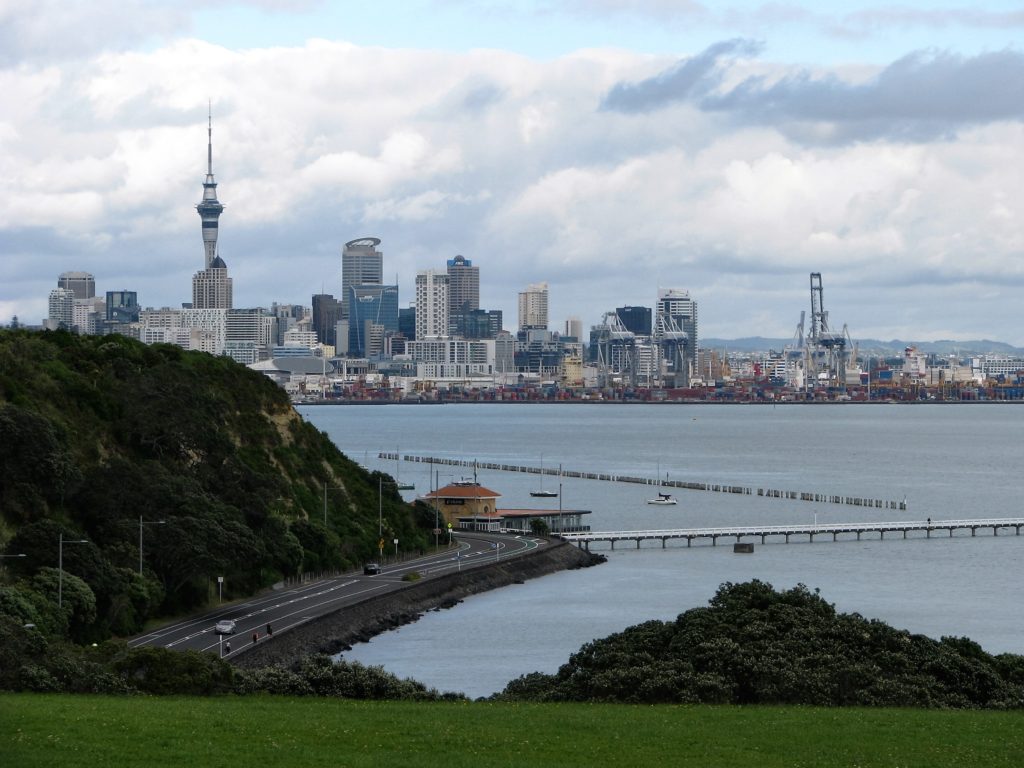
[323,482,345,527]
[58,533,88,610]
[139,516,166,576]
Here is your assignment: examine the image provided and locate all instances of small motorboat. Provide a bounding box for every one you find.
[647,492,678,506]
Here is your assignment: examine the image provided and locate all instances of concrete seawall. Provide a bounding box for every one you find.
[233,539,604,669]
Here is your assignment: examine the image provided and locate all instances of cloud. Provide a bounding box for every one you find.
[704,48,1024,142]
[601,38,762,112]
[603,43,1024,143]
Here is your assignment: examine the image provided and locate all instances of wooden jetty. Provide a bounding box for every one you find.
[382,452,908,511]
[558,518,1024,550]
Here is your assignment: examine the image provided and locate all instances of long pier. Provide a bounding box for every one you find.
[559,518,1024,550]
[383,453,908,511]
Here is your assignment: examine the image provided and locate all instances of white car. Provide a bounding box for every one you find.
[214,619,236,634]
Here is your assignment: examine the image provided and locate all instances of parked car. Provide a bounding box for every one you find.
[363,563,382,575]
[214,619,236,634]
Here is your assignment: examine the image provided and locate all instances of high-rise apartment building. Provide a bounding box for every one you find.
[415,270,449,340]
[518,282,548,331]
[446,255,479,314]
[58,271,95,300]
[341,237,383,320]
[46,288,74,330]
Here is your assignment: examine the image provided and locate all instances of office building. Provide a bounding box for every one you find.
[192,256,233,309]
[616,306,652,337]
[341,237,383,319]
[58,271,95,300]
[415,270,449,340]
[655,288,698,386]
[446,255,479,314]
[311,294,342,346]
[348,284,399,357]
[518,282,548,331]
[450,309,503,339]
[106,290,140,325]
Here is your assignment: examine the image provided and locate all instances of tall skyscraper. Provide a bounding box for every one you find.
[415,269,449,340]
[518,282,548,331]
[446,255,479,314]
[192,109,232,309]
[341,237,383,320]
[58,271,95,300]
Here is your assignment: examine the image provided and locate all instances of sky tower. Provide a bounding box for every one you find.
[196,105,224,269]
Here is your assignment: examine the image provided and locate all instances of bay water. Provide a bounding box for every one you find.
[299,403,1024,698]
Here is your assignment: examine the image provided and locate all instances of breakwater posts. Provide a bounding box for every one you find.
[378,453,907,511]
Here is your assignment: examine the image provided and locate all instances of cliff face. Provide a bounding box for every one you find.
[0,329,426,642]
[233,540,605,669]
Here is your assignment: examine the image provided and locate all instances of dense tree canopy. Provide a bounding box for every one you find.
[0,329,429,641]
[497,580,1024,709]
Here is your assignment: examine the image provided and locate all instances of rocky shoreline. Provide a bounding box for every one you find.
[232,539,604,670]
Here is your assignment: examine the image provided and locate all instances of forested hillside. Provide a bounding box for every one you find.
[0,329,428,642]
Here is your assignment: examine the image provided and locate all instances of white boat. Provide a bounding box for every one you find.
[647,491,678,505]
[646,462,678,505]
[530,456,559,498]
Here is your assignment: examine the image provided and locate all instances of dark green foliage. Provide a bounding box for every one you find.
[112,646,235,696]
[0,329,429,646]
[496,580,1024,709]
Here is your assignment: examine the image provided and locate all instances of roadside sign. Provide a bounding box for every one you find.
[433,528,442,535]
[447,523,452,529]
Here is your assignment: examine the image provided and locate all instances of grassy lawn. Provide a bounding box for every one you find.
[2,694,1023,767]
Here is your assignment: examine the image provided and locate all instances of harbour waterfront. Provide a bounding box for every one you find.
[299,403,1024,698]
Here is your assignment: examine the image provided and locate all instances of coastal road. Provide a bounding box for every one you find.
[128,532,542,658]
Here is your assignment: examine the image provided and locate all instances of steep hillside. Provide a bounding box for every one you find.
[0,329,427,641]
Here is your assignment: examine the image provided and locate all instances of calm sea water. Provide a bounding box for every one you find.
[299,403,1024,698]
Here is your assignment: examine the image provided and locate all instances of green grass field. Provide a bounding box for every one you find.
[2,694,1023,767]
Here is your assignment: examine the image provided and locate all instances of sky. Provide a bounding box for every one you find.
[2,0,1023,345]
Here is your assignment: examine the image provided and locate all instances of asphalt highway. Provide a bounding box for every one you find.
[128,532,542,658]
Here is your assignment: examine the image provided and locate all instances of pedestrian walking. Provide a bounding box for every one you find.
[266,622,273,637]
[224,640,231,654]
[252,631,259,644]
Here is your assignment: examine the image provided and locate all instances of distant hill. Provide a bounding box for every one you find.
[0,329,426,643]
[702,337,1024,357]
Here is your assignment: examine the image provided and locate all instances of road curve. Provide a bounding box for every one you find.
[129,532,542,658]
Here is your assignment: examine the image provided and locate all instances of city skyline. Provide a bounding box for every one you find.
[2,2,1023,344]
